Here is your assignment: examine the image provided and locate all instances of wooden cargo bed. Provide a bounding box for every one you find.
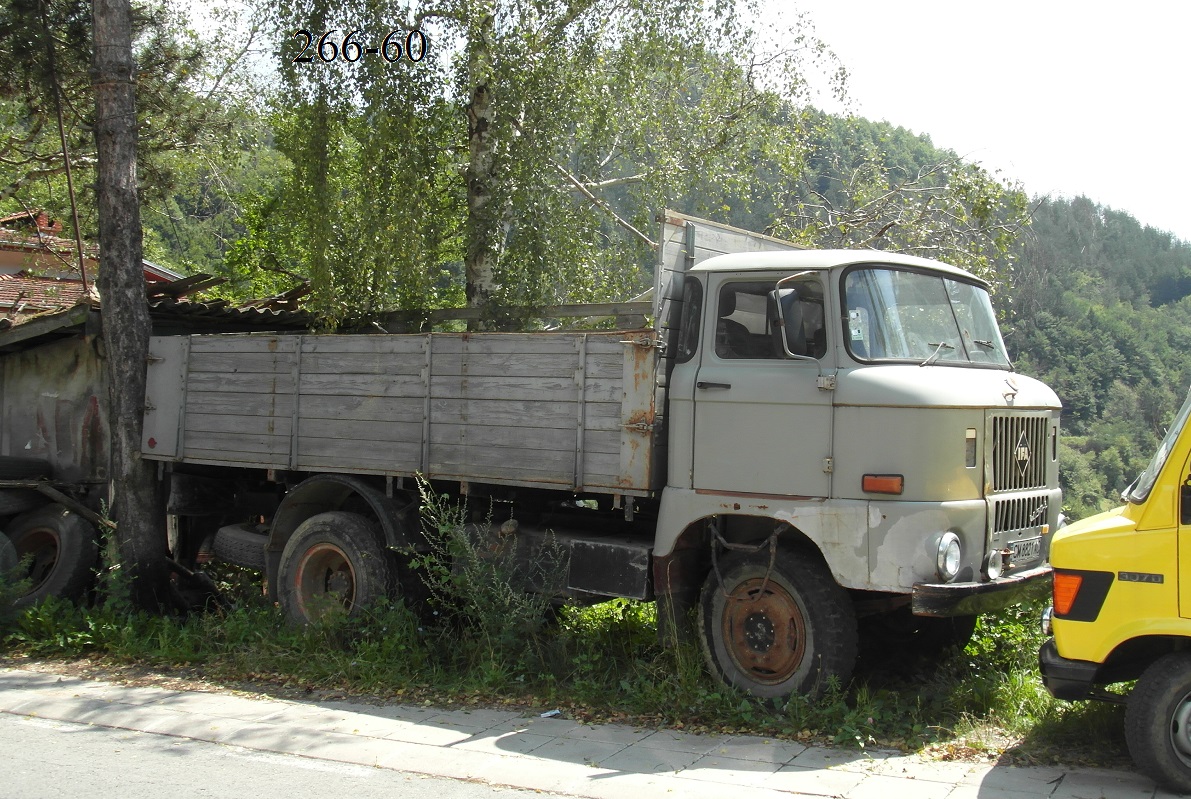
[142,330,662,496]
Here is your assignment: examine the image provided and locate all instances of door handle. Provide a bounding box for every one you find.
[697,381,732,390]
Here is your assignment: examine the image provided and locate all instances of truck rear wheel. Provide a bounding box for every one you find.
[277,511,395,625]
[1126,652,1191,793]
[698,548,857,700]
[5,504,98,607]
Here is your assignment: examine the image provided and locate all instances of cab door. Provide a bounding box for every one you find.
[691,275,834,497]
[1180,462,1191,619]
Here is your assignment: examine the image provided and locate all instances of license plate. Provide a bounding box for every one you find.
[1011,536,1042,563]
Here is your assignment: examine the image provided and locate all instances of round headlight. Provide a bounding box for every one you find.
[937,532,962,582]
[985,549,1004,580]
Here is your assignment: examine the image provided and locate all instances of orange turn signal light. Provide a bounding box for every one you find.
[862,474,904,495]
[1053,572,1083,615]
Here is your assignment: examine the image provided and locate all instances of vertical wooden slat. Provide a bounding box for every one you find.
[174,337,190,459]
[288,336,303,470]
[574,334,587,491]
[421,334,432,473]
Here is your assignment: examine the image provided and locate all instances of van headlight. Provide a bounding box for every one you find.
[937,532,962,582]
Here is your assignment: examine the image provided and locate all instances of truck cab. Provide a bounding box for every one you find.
[652,224,1061,698]
[1040,387,1191,792]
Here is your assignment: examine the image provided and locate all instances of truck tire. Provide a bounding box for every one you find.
[0,489,44,518]
[698,548,857,700]
[0,456,52,480]
[5,504,99,608]
[213,523,268,571]
[1126,652,1191,793]
[277,511,395,625]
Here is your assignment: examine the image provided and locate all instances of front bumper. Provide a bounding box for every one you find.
[911,563,1052,617]
[1038,638,1100,700]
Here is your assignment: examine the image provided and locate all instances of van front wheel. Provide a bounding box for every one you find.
[698,549,857,701]
[1126,653,1191,793]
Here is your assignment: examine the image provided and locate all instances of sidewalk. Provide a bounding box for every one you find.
[0,666,1170,799]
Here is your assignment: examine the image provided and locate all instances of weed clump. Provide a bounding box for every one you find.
[411,478,570,679]
[0,538,30,630]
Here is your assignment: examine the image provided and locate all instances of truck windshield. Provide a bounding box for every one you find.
[843,267,1011,368]
[1126,388,1191,503]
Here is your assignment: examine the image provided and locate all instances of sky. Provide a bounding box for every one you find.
[784,1,1191,242]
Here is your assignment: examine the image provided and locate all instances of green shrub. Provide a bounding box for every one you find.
[412,478,568,672]
[0,555,31,630]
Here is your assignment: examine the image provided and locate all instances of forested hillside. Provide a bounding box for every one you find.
[783,117,1191,518]
[1009,197,1191,517]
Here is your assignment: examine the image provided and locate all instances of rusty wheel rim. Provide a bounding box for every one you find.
[721,576,807,685]
[293,543,355,619]
[13,526,62,592]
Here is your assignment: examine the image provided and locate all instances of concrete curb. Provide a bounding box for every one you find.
[0,667,1171,799]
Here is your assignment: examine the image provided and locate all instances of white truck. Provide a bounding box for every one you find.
[8,211,1062,699]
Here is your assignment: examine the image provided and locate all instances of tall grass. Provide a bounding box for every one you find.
[0,504,1117,764]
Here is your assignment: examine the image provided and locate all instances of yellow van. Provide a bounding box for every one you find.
[1040,388,1191,792]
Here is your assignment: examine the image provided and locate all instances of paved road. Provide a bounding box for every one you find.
[2,712,556,799]
[0,667,1173,799]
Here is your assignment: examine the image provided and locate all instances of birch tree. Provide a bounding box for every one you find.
[256,0,844,326]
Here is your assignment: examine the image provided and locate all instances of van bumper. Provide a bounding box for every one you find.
[911,563,1052,617]
[1038,638,1099,700]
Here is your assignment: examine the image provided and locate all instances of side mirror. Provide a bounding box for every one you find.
[767,288,807,358]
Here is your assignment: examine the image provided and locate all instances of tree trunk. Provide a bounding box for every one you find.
[464,8,503,329]
[92,0,169,610]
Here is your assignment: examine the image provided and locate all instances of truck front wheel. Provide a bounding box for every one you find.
[1126,652,1191,793]
[277,511,394,625]
[698,549,857,700]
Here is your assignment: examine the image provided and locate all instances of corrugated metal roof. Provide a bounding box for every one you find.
[146,295,312,333]
[0,291,312,354]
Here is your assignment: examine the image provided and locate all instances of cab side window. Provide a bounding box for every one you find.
[715,282,774,359]
[716,279,826,360]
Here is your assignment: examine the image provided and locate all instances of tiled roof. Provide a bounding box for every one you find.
[0,272,94,324]
[0,215,313,346]
[0,210,65,235]
[0,227,93,255]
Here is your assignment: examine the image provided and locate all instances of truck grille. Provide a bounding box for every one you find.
[993,494,1050,534]
[991,414,1049,492]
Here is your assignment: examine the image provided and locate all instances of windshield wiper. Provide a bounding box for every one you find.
[920,341,955,367]
[973,339,995,349]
